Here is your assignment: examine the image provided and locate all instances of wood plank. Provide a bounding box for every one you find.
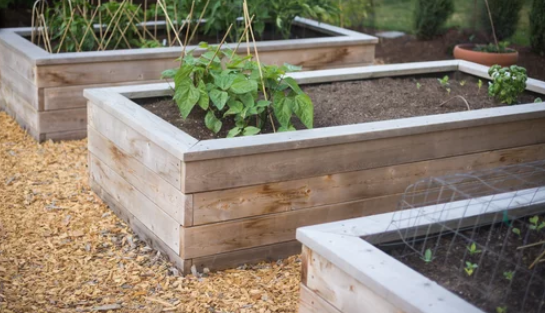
[42,128,87,141]
[0,78,39,131]
[89,154,180,254]
[90,177,186,271]
[89,127,190,226]
[38,107,87,133]
[306,248,401,313]
[299,284,342,313]
[192,143,545,225]
[294,16,378,40]
[85,90,197,161]
[0,30,41,83]
[0,65,39,110]
[190,240,301,273]
[88,103,183,189]
[44,80,164,110]
[181,195,400,259]
[183,117,545,193]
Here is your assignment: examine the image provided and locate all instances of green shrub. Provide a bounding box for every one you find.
[480,0,524,40]
[414,0,454,40]
[488,65,528,105]
[530,0,545,53]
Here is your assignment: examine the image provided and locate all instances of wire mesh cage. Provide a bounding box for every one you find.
[372,160,545,313]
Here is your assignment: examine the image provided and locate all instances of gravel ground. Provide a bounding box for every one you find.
[0,112,301,313]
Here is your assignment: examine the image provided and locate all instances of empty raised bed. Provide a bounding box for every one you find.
[83,60,545,273]
[0,18,377,141]
[296,163,545,313]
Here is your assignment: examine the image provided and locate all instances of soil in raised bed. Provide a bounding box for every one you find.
[139,72,540,140]
[381,215,545,313]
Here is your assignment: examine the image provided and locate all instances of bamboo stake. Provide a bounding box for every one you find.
[181,0,195,56]
[186,0,211,46]
[76,6,105,50]
[205,23,233,71]
[143,0,147,40]
[39,14,53,53]
[483,0,499,51]
[157,0,183,47]
[56,8,76,53]
[99,0,127,50]
[98,0,104,45]
[529,249,545,270]
[154,0,159,39]
[230,15,255,60]
[113,5,141,50]
[517,240,545,250]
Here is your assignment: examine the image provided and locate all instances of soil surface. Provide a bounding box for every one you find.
[382,216,545,313]
[140,73,539,140]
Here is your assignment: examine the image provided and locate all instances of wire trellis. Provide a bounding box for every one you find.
[373,160,545,313]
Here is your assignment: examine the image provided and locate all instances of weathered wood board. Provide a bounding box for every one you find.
[82,61,545,273]
[0,18,377,141]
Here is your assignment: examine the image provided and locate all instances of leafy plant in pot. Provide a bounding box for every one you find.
[453,0,518,67]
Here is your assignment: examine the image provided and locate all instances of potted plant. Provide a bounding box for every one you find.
[453,0,519,67]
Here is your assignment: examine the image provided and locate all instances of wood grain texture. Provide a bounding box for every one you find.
[89,127,190,225]
[0,77,39,132]
[305,249,402,313]
[90,177,186,271]
[183,117,545,193]
[191,143,545,225]
[38,106,87,133]
[0,65,39,110]
[0,30,40,83]
[299,284,342,313]
[181,195,399,259]
[89,154,181,254]
[88,103,183,189]
[42,128,88,141]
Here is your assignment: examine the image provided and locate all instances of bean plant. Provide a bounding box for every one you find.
[488,65,528,105]
[162,43,314,137]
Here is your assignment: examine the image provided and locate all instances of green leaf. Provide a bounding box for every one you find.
[535,97,543,103]
[174,64,193,87]
[204,111,222,134]
[223,101,243,116]
[227,127,242,138]
[242,126,261,136]
[281,63,302,72]
[294,94,314,129]
[197,81,209,110]
[273,91,292,128]
[214,73,235,91]
[278,125,296,132]
[201,50,220,63]
[257,100,271,107]
[209,89,229,110]
[283,77,304,95]
[239,93,255,108]
[174,79,200,119]
[198,41,209,48]
[161,68,177,79]
[230,78,258,94]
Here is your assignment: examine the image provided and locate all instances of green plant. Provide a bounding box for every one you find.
[536,97,543,103]
[478,79,483,93]
[163,44,313,137]
[473,41,513,53]
[530,0,545,54]
[480,0,524,40]
[496,306,507,313]
[459,80,466,86]
[512,227,521,237]
[438,75,449,87]
[466,242,482,256]
[529,216,545,231]
[488,65,528,105]
[414,0,454,40]
[464,261,478,276]
[421,248,434,263]
[416,82,422,90]
[503,271,514,281]
[336,0,373,28]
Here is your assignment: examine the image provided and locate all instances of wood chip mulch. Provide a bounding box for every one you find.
[0,112,301,313]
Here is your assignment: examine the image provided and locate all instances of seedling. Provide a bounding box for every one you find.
[416,82,422,90]
[446,88,451,95]
[438,75,450,87]
[496,306,507,313]
[512,227,521,237]
[478,79,483,93]
[536,97,543,103]
[459,80,466,86]
[528,216,545,231]
[466,242,482,256]
[464,261,478,276]
[503,271,514,281]
[421,248,434,263]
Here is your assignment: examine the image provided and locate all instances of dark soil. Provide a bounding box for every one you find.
[382,216,545,313]
[140,73,539,140]
[358,28,545,82]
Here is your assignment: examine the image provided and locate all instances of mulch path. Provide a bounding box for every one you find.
[0,112,300,313]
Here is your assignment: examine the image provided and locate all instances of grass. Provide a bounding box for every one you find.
[362,0,531,46]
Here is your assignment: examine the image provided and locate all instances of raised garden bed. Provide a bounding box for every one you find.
[296,175,545,313]
[83,60,545,273]
[0,18,377,141]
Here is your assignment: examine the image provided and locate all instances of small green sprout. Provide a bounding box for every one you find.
[478,79,483,93]
[512,227,521,237]
[496,306,507,313]
[459,80,466,86]
[503,271,514,281]
[528,216,545,231]
[446,88,451,95]
[421,248,434,263]
[438,75,450,87]
[536,97,543,103]
[416,82,422,90]
[466,242,482,256]
[464,261,478,276]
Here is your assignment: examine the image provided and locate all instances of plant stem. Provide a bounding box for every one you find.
[187,0,211,46]
[205,23,233,71]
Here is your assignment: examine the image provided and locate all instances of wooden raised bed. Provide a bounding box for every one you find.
[83,60,545,273]
[296,186,545,313]
[0,18,377,141]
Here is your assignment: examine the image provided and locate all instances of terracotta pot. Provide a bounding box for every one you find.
[453,44,519,67]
